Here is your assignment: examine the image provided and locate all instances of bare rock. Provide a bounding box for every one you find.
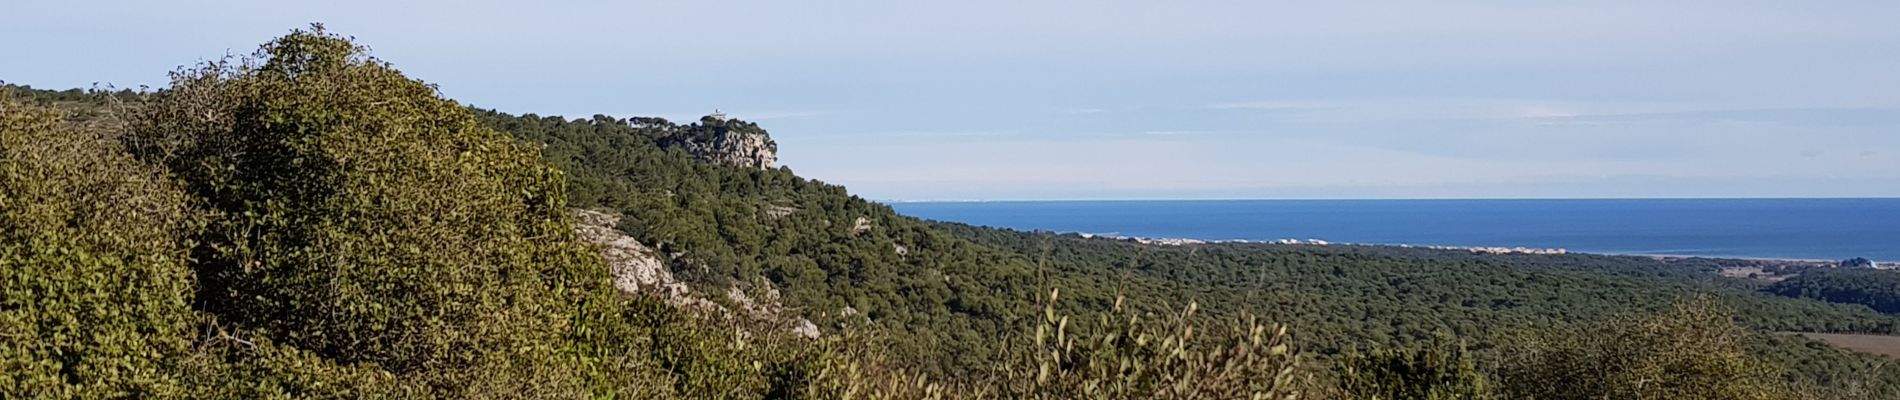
[657,115,778,170]
[574,209,821,338]
[573,209,690,298]
[792,318,821,339]
[764,204,798,219]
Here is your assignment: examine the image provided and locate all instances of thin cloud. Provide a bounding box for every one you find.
[1519,107,1900,127]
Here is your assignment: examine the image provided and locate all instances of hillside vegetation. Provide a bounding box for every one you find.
[1767,268,1900,314]
[5,26,1900,399]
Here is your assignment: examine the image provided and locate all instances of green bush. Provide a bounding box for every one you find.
[177,332,418,399]
[793,289,1321,399]
[0,93,201,398]
[127,25,615,396]
[4,70,421,400]
[995,290,1315,399]
[1498,296,1796,400]
[1337,345,1492,400]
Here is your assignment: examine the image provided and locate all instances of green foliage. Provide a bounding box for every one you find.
[654,115,778,157]
[1767,268,1900,314]
[477,109,1038,374]
[8,26,1900,399]
[127,27,610,394]
[0,94,202,398]
[473,61,1900,395]
[177,333,419,399]
[1750,333,1900,399]
[937,224,1900,350]
[0,83,141,124]
[616,297,829,399]
[993,289,1314,399]
[1497,296,1797,400]
[795,291,1320,400]
[1337,345,1492,400]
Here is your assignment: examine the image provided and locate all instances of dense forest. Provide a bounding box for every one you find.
[6,26,1900,399]
[1767,268,1900,314]
[474,110,1038,372]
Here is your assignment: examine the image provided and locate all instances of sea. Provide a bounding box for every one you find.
[889,198,1900,262]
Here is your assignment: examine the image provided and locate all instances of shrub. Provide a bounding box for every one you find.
[1336,344,1493,400]
[127,25,613,395]
[0,92,201,398]
[989,289,1316,399]
[1498,296,1796,400]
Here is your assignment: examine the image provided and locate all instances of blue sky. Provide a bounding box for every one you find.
[6,1,1898,200]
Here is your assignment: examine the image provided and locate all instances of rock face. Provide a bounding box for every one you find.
[573,209,692,298]
[657,115,778,170]
[573,209,819,337]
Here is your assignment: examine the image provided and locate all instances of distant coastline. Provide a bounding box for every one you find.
[1073,232,1572,255]
[891,198,1900,262]
[1065,231,1891,265]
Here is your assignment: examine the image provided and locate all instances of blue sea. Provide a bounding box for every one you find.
[889,199,1900,261]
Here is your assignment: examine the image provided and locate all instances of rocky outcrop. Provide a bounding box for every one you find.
[656,115,778,170]
[764,204,798,219]
[791,318,821,339]
[573,209,819,337]
[725,278,822,339]
[573,209,696,300]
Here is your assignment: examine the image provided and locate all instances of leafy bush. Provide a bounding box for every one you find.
[1337,345,1492,400]
[993,289,1315,399]
[798,289,1319,399]
[127,25,617,396]
[0,94,202,398]
[1498,296,1796,400]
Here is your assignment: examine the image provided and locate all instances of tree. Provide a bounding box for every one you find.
[1338,344,1493,400]
[128,25,612,395]
[1499,296,1796,400]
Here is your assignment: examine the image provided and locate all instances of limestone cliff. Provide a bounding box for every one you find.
[653,115,778,170]
[573,209,695,300]
[573,208,818,337]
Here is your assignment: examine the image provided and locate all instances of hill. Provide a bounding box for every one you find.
[468,93,1900,395]
[7,26,1900,398]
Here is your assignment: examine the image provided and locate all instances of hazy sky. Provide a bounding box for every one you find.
[6,1,1898,200]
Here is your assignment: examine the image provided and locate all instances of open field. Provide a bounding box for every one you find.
[1796,333,1900,359]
